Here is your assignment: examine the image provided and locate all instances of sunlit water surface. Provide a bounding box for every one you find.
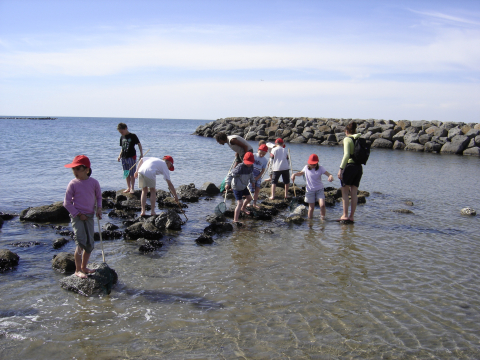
[0,117,479,359]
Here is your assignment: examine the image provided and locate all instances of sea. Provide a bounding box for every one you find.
[0,117,479,359]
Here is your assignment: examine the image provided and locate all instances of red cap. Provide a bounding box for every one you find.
[275,138,284,144]
[64,155,90,168]
[308,154,319,165]
[243,152,255,165]
[163,155,175,171]
[258,144,268,152]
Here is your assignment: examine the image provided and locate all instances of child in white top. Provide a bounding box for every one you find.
[269,138,290,199]
[249,144,268,208]
[291,154,334,220]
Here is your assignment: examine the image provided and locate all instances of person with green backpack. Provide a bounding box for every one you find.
[337,121,369,223]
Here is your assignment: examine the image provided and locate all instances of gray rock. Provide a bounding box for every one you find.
[204,222,234,235]
[424,142,442,152]
[370,133,382,141]
[419,134,432,145]
[381,129,395,140]
[125,222,163,240]
[393,140,406,150]
[447,127,462,139]
[405,143,424,152]
[404,133,420,145]
[440,142,466,155]
[461,207,476,216]
[302,131,314,139]
[290,136,307,143]
[52,252,75,273]
[393,209,414,214]
[371,138,393,149]
[397,120,411,129]
[195,234,214,245]
[154,209,183,230]
[392,130,406,142]
[20,202,70,222]
[464,129,480,139]
[451,135,470,148]
[176,184,200,202]
[463,147,480,156]
[206,214,226,223]
[285,214,305,224]
[102,222,119,231]
[0,249,19,272]
[307,139,322,145]
[201,182,220,195]
[292,205,308,216]
[60,262,118,296]
[335,132,346,142]
[53,238,69,249]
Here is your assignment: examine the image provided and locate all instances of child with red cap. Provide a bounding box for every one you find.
[63,155,102,279]
[291,154,334,220]
[225,152,256,225]
[134,156,179,217]
[249,144,269,208]
[269,138,290,200]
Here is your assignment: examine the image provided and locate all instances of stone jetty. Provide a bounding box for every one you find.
[193,117,480,156]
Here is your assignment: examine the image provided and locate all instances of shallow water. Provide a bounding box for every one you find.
[1,117,479,359]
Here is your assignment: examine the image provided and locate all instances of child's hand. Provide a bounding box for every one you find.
[328,175,334,182]
[225,184,230,191]
[79,214,87,221]
[291,174,295,181]
[96,208,102,219]
[117,156,121,162]
[134,172,138,178]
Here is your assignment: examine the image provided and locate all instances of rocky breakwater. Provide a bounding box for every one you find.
[193,117,480,156]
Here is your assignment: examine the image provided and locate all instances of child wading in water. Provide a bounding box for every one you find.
[117,122,143,194]
[249,144,269,208]
[291,154,334,220]
[225,152,256,225]
[269,138,290,199]
[63,155,102,279]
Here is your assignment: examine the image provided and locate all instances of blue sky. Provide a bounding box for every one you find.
[0,0,479,121]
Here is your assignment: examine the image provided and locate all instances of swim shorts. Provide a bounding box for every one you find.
[121,157,136,177]
[342,163,363,188]
[233,188,251,200]
[272,169,290,185]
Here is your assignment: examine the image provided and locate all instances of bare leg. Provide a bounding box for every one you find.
[349,186,358,221]
[308,203,315,219]
[241,195,253,213]
[74,246,87,279]
[234,199,243,222]
[340,186,350,220]
[128,176,135,193]
[81,250,94,274]
[149,187,157,216]
[140,187,148,215]
[319,198,326,220]
[284,183,290,198]
[270,184,276,200]
[253,187,260,208]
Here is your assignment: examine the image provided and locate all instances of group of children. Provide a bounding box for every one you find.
[223,137,335,225]
[64,122,344,278]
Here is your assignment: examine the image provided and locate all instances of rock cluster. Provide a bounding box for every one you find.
[59,262,118,296]
[193,117,480,156]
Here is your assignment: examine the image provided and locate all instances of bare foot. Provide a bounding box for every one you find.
[140,212,146,216]
[74,271,88,279]
[150,212,157,217]
[129,190,135,194]
[82,268,96,274]
[123,189,131,193]
[321,216,325,220]
[268,197,275,200]
[242,210,251,215]
[253,204,260,209]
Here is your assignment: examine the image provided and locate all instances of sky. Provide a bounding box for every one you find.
[0,0,479,121]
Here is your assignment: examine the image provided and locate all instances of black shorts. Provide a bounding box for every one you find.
[236,149,254,164]
[342,163,363,188]
[272,169,290,185]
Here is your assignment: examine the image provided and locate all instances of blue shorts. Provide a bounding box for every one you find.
[121,157,136,177]
[233,188,251,201]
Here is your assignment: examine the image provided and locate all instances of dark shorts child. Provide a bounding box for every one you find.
[342,163,363,188]
[272,169,290,185]
[233,188,251,200]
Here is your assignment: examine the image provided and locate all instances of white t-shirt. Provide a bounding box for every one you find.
[253,154,268,175]
[271,146,290,171]
[138,157,171,181]
[302,165,327,192]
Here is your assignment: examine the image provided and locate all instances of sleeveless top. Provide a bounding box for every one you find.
[227,135,253,157]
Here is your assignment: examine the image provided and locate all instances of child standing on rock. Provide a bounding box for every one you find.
[269,138,290,199]
[291,154,334,220]
[249,144,269,208]
[117,123,143,194]
[63,155,102,279]
[225,152,256,225]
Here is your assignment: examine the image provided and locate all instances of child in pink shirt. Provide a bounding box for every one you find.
[64,155,102,279]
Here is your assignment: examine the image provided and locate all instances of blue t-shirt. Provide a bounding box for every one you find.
[253,154,268,176]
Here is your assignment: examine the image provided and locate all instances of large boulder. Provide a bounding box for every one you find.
[405,143,424,151]
[463,147,480,156]
[154,209,183,230]
[125,222,163,240]
[20,202,70,222]
[440,138,469,154]
[60,262,118,296]
[371,138,393,149]
[200,182,220,195]
[53,238,69,249]
[393,140,406,150]
[52,252,76,273]
[204,222,234,235]
[424,142,442,152]
[176,184,201,202]
[0,249,19,272]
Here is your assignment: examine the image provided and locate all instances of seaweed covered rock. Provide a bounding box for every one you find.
[201,182,220,196]
[138,239,164,253]
[0,249,19,272]
[176,184,201,202]
[154,209,183,230]
[195,234,214,245]
[204,222,234,235]
[125,222,163,240]
[60,263,118,296]
[52,252,76,273]
[285,215,305,224]
[53,238,69,249]
[20,202,70,222]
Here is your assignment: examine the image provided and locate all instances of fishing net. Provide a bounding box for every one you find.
[214,200,227,215]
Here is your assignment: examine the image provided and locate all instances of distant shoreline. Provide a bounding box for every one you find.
[0,117,57,120]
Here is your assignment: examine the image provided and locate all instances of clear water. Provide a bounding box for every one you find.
[1,117,479,359]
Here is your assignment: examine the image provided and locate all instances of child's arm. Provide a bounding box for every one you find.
[138,142,143,158]
[117,149,123,162]
[324,171,334,182]
[166,180,179,202]
[95,182,102,219]
[291,171,304,182]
